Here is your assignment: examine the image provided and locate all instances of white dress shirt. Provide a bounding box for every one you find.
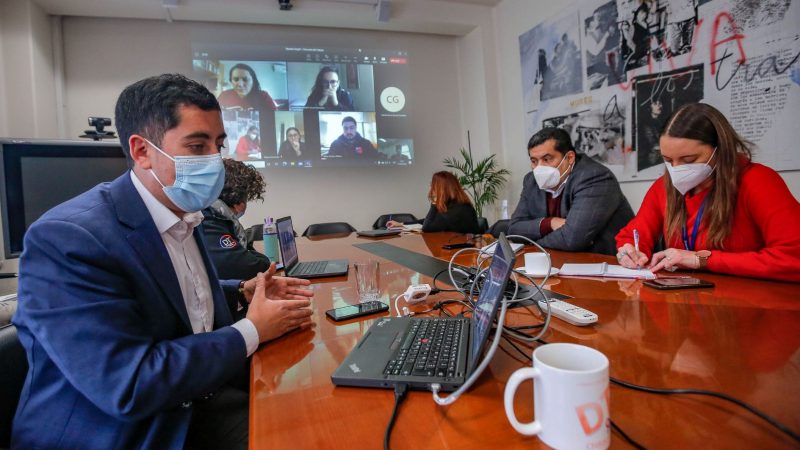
[130,171,259,356]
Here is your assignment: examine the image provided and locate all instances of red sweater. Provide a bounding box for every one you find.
[616,162,800,282]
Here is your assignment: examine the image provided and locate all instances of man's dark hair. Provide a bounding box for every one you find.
[114,73,221,168]
[342,116,356,126]
[219,158,266,207]
[527,127,575,155]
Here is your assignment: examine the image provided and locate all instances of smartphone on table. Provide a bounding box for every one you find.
[643,277,715,290]
[325,300,389,321]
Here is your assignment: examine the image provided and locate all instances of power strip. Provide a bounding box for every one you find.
[538,298,598,326]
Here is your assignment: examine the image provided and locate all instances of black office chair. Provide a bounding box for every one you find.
[372,213,418,229]
[0,324,28,448]
[301,222,356,237]
[487,219,509,238]
[244,224,264,243]
[477,217,489,234]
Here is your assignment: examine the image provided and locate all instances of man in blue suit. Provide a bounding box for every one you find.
[12,74,314,449]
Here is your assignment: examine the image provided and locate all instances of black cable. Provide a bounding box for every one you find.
[609,377,800,443]
[384,383,408,450]
[431,269,461,293]
[610,419,647,450]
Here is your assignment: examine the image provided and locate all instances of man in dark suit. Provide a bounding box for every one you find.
[12,74,314,449]
[508,128,633,255]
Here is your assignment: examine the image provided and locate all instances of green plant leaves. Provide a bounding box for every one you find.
[443,147,510,217]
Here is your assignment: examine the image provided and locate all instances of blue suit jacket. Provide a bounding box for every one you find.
[12,172,248,449]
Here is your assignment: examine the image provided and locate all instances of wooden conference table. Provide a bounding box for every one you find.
[250,232,799,449]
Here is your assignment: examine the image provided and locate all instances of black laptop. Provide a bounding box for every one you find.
[276,216,349,278]
[331,233,516,391]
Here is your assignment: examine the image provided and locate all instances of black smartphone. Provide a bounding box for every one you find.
[325,300,389,321]
[442,242,474,250]
[643,277,715,290]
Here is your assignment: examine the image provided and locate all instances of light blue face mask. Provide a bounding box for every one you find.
[145,138,225,212]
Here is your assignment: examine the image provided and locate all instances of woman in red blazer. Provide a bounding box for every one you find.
[616,103,800,282]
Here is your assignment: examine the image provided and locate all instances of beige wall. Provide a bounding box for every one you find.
[0,0,57,138]
[60,17,471,232]
[489,0,800,212]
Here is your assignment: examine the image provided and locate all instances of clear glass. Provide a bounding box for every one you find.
[354,260,380,302]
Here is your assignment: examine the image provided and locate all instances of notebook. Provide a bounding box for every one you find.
[331,233,516,391]
[559,262,656,279]
[276,216,349,278]
[387,223,423,232]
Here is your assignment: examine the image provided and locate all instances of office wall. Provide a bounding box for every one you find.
[60,17,469,232]
[0,0,57,139]
[490,0,800,211]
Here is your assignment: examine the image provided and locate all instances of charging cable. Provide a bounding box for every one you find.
[383,383,408,450]
[394,284,434,317]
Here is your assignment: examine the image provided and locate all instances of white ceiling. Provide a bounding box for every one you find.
[32,0,501,36]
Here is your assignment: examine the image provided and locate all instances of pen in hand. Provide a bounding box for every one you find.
[633,229,640,269]
[0,273,18,279]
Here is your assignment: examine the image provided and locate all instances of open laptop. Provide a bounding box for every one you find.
[276,216,349,278]
[332,233,516,391]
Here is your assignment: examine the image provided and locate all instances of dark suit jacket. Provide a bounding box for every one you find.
[201,207,270,280]
[508,155,633,255]
[12,173,248,449]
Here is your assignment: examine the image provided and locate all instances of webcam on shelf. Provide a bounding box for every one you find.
[80,117,117,141]
[278,0,293,11]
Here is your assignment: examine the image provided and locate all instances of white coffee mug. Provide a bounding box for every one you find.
[504,343,610,450]
[524,252,550,275]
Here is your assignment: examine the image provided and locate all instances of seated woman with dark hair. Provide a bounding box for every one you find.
[202,158,270,281]
[278,127,307,160]
[305,66,354,111]
[217,63,278,111]
[387,171,481,234]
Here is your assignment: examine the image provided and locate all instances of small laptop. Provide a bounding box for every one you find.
[276,216,349,278]
[356,229,402,238]
[331,233,516,391]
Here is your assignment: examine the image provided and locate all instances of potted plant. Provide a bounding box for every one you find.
[443,143,510,231]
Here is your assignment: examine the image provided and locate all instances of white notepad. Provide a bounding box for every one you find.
[559,262,656,279]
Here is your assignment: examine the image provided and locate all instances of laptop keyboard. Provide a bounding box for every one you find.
[383,318,463,378]
[293,261,327,276]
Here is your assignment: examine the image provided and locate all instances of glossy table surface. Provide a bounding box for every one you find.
[250,232,800,449]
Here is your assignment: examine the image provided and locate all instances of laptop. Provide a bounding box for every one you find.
[331,233,516,391]
[356,229,402,238]
[276,216,349,278]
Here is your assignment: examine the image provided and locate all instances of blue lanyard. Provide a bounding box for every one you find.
[682,198,707,251]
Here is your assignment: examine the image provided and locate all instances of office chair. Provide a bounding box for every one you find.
[487,219,509,238]
[0,324,27,448]
[301,222,356,237]
[477,217,489,234]
[245,224,264,243]
[372,213,418,229]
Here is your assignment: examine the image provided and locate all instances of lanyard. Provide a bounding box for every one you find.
[682,198,707,251]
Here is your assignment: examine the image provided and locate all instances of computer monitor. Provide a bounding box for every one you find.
[0,139,128,259]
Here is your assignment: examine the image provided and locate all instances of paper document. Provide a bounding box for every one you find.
[388,223,423,232]
[559,262,656,279]
[481,241,524,254]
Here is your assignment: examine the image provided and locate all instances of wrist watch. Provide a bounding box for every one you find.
[696,250,711,269]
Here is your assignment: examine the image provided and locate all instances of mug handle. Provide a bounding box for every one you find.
[504,367,543,435]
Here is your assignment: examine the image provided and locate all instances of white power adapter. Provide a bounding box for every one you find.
[403,284,432,304]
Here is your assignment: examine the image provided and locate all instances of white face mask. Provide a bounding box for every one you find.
[665,147,717,195]
[533,154,571,191]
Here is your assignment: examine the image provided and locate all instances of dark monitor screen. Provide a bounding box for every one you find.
[1,139,128,258]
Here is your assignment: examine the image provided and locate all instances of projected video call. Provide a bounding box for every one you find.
[192,45,412,168]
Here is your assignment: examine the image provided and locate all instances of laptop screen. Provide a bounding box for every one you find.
[276,217,299,269]
[468,233,516,373]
